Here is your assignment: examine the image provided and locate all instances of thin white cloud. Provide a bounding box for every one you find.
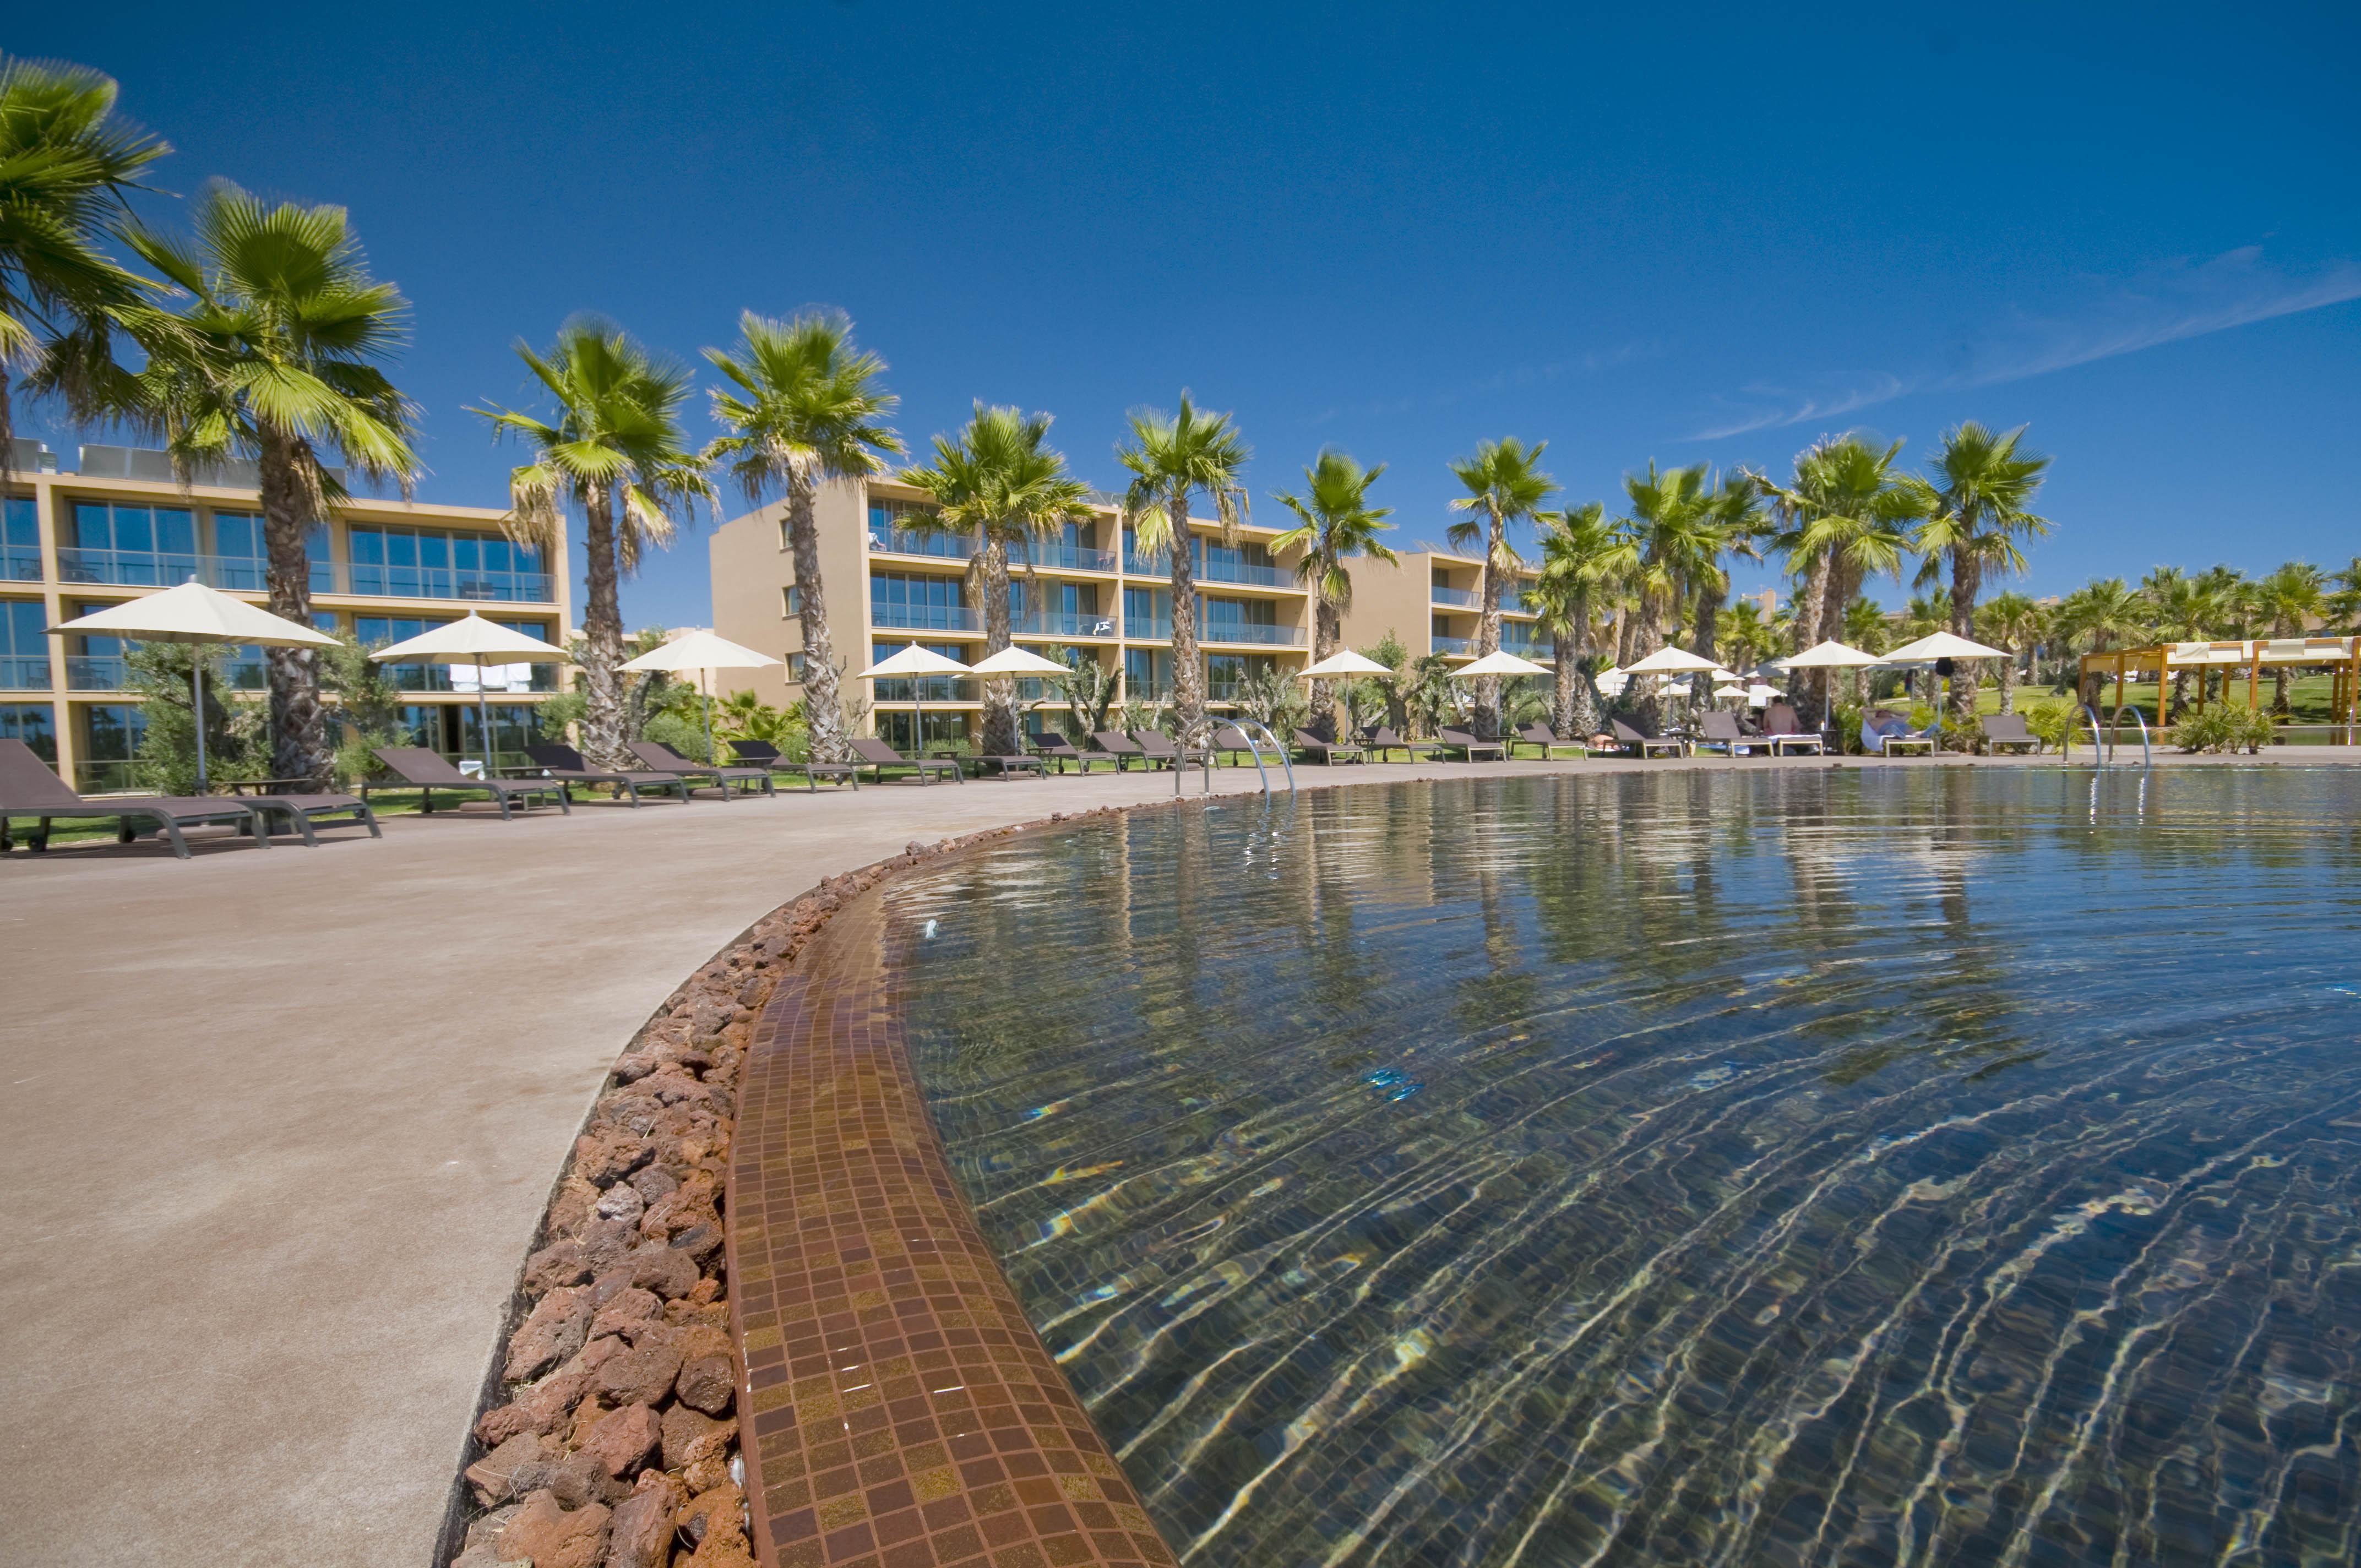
[1305,342,1652,429]
[1687,246,2361,441]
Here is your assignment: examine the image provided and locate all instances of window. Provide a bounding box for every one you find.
[867,501,970,559]
[869,571,970,630]
[1124,648,1171,701]
[782,584,801,617]
[785,652,807,683]
[1205,653,1275,701]
[1124,586,1171,636]
[1203,596,1276,633]
[1,600,47,688]
[79,701,146,789]
[870,639,972,702]
[349,525,547,601]
[875,711,967,752]
[64,502,198,585]
[0,701,53,759]
[210,511,330,593]
[3,496,38,580]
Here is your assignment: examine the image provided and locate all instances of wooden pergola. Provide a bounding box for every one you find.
[2079,637,2360,740]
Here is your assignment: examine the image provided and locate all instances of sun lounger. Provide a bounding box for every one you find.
[1762,702,1827,757]
[523,743,694,805]
[1362,726,1440,762]
[626,741,777,798]
[1612,719,1685,759]
[1863,711,1938,756]
[0,738,270,858]
[1511,722,1587,759]
[725,739,859,792]
[1090,731,1147,771]
[1436,727,1508,761]
[1978,713,2043,754]
[1129,729,1207,771]
[848,736,963,785]
[1293,727,1364,764]
[1028,731,1094,774]
[1693,711,1772,758]
[969,752,1045,778]
[370,746,571,819]
[235,787,383,845]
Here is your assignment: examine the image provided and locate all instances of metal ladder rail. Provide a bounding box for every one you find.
[2107,704,2153,768]
[1172,718,1216,796]
[1228,718,1297,796]
[2064,704,2108,767]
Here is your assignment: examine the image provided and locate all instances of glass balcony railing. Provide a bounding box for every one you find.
[66,654,128,689]
[1021,543,1118,573]
[346,562,553,602]
[1016,611,1118,639]
[1434,635,1475,656]
[0,655,50,689]
[1123,551,1163,575]
[3,545,42,581]
[874,677,980,703]
[75,758,142,794]
[1430,585,1479,608]
[1201,622,1305,647]
[374,662,558,694]
[868,527,977,561]
[870,602,980,633]
[1432,634,1554,660]
[1201,557,1288,588]
[57,547,206,588]
[1127,618,1173,642]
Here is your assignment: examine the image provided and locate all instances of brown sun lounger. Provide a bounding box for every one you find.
[727,739,858,791]
[1293,727,1364,764]
[0,738,270,858]
[1027,731,1095,774]
[1761,702,1826,756]
[1612,719,1685,759]
[524,743,694,805]
[232,787,384,845]
[848,736,964,785]
[1978,713,2043,754]
[1511,722,1587,759]
[372,747,570,819]
[1090,731,1147,770]
[626,741,777,798]
[1362,726,1439,762]
[1692,711,1771,758]
[1128,729,1205,770]
[1436,727,1507,761]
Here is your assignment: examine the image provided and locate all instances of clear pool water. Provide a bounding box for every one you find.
[882,770,2361,1566]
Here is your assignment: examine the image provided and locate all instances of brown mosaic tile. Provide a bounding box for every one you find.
[728,888,1179,1568]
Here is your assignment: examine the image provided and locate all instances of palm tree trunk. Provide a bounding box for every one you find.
[1948,547,1982,725]
[1474,505,1505,738]
[1998,651,2019,714]
[1551,635,1576,738]
[1167,483,1206,742]
[784,477,849,765]
[1629,587,1668,727]
[578,485,631,768]
[1308,546,1339,739]
[979,539,1018,756]
[1791,550,1831,723]
[258,425,330,786]
[1693,585,1723,666]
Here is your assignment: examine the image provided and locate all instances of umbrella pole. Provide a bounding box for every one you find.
[193,654,209,795]
[478,661,494,778]
[701,668,714,763]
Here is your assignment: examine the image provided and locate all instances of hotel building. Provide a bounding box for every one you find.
[708,476,1553,745]
[2,441,573,790]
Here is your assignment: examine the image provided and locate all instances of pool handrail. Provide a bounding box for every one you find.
[2106,704,2153,768]
[1212,717,1297,797]
[2064,704,2106,767]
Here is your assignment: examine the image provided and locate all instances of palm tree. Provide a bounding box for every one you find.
[1613,460,1727,725]
[1689,472,1769,662]
[1840,595,1891,707]
[1117,394,1250,745]
[1269,449,1396,737]
[1974,590,2044,713]
[1760,436,1930,722]
[2138,566,2215,713]
[476,318,712,767]
[1716,597,1779,674]
[2255,560,2327,712]
[124,184,416,786]
[1915,421,2051,723]
[702,310,901,766]
[0,53,167,469]
[897,403,1095,756]
[1445,439,1556,738]
[1527,500,1635,737]
[2327,556,2361,633]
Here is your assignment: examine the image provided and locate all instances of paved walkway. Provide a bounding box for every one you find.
[2,746,2354,1566]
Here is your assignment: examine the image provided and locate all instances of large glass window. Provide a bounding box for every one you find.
[77,701,145,790]
[0,701,54,759]
[211,511,331,594]
[1205,652,1276,703]
[875,710,967,752]
[63,502,198,586]
[1124,647,1172,701]
[1,600,49,689]
[1123,586,1171,639]
[65,600,131,690]
[869,571,972,631]
[357,614,456,690]
[1014,579,1107,636]
[867,501,971,559]
[870,639,974,703]
[348,525,547,601]
[3,496,39,580]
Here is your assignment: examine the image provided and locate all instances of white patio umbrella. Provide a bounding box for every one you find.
[369,613,569,777]
[855,642,972,750]
[1298,649,1394,680]
[1713,683,1747,699]
[1450,648,1552,678]
[51,579,339,793]
[966,644,1071,676]
[1880,630,2009,662]
[1782,639,1885,669]
[1596,665,1630,698]
[1745,682,1784,705]
[620,630,782,763]
[1623,645,1720,675]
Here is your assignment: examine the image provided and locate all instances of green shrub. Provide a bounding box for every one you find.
[2023,700,2075,752]
[2170,707,2235,753]
[1834,704,1864,754]
[2234,708,2280,753]
[643,710,713,763]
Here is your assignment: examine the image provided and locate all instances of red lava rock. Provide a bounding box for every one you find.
[504,1286,591,1382]
[546,1178,600,1240]
[523,1238,589,1294]
[587,1287,661,1340]
[497,1490,611,1568]
[596,1341,686,1408]
[605,1479,679,1568]
[581,1402,662,1477]
[573,1127,652,1188]
[627,1243,699,1300]
[675,1483,744,1548]
[627,1164,679,1204]
[674,1354,734,1417]
[463,1431,551,1506]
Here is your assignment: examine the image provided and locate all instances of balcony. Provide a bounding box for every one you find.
[3,545,40,581]
[1199,557,1288,588]
[870,602,980,633]
[1021,543,1117,573]
[345,562,553,602]
[874,677,980,703]
[1122,551,1163,576]
[1126,617,1173,642]
[376,662,559,694]
[67,655,127,689]
[1200,622,1305,647]
[869,527,977,562]
[1430,585,1479,608]
[1434,635,1473,656]
[0,654,50,689]
[1016,612,1118,639]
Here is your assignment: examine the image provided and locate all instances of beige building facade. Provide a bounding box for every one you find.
[2,442,573,790]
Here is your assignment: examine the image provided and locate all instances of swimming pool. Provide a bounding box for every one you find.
[880,769,2361,1565]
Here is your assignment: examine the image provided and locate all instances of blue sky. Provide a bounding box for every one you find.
[22,2,2359,629]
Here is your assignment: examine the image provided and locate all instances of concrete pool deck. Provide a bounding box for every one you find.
[3,745,2355,1567]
